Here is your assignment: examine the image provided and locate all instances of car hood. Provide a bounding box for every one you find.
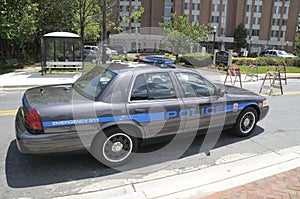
[215,83,259,96]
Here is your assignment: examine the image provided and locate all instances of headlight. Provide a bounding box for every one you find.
[262,100,269,107]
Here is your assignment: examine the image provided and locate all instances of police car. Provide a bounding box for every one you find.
[15,60,269,166]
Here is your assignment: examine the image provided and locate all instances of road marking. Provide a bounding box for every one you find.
[260,91,300,96]
[285,91,300,95]
[0,109,17,117]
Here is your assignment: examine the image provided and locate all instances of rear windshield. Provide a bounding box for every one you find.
[73,66,116,100]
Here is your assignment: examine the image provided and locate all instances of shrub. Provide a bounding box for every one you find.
[233,57,300,67]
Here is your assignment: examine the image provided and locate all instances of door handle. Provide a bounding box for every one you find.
[134,108,147,113]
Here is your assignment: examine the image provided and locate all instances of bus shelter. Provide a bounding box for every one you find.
[41,32,83,75]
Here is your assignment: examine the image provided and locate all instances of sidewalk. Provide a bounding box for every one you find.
[203,167,300,198]
[53,146,300,199]
[0,71,81,90]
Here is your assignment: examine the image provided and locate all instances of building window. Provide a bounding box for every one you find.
[246,17,249,24]
[212,4,216,11]
[284,7,288,14]
[222,4,226,12]
[259,5,262,13]
[272,18,280,26]
[253,17,261,25]
[185,3,189,10]
[221,16,226,24]
[212,4,219,12]
[252,29,260,36]
[282,19,287,26]
[220,28,226,36]
[254,5,262,13]
[271,30,279,37]
[246,4,251,12]
[192,3,196,10]
[211,16,219,23]
[274,6,279,14]
[192,3,200,10]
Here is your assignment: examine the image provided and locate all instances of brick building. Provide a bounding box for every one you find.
[112,0,300,53]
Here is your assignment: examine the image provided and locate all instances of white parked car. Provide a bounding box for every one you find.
[264,50,296,58]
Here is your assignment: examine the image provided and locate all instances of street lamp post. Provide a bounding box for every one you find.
[249,37,253,57]
[212,26,217,53]
[135,3,139,54]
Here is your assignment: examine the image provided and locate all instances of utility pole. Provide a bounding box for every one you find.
[101,0,107,64]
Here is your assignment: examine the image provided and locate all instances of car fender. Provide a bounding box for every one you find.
[100,121,145,140]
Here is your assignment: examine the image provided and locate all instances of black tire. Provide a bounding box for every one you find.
[91,127,138,167]
[232,107,258,137]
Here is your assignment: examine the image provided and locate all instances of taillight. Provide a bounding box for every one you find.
[25,109,43,132]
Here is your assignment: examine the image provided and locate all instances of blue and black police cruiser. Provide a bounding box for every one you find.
[15,59,269,166]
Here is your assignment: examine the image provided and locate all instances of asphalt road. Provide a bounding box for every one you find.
[0,79,300,199]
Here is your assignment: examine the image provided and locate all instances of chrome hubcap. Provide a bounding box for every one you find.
[240,112,256,134]
[111,142,123,153]
[102,133,133,163]
[243,118,250,127]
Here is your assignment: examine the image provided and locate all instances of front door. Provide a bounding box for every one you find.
[174,72,227,133]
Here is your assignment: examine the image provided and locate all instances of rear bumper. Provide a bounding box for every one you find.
[15,108,91,154]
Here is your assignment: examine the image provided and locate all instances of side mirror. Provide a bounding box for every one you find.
[216,88,225,97]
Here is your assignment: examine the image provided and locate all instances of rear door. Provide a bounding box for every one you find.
[126,71,185,139]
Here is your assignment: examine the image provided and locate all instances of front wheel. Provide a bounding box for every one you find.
[232,107,258,137]
[91,128,137,167]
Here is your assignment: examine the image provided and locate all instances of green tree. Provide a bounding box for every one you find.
[35,0,76,34]
[125,7,144,29]
[233,23,248,51]
[160,13,209,53]
[0,0,39,58]
[73,0,99,43]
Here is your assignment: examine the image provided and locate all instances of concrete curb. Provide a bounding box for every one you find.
[52,145,300,199]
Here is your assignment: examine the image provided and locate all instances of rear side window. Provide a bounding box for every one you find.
[131,72,176,101]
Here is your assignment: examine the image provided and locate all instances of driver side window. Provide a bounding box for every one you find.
[175,72,216,98]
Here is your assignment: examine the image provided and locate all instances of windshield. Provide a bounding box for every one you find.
[73,66,117,100]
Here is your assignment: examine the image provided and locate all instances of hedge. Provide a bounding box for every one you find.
[233,57,300,67]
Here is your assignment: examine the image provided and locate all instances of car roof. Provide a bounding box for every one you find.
[106,62,192,74]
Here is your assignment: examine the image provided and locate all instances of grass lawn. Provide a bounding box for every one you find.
[238,65,300,74]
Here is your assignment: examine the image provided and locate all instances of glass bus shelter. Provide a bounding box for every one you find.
[41,32,83,75]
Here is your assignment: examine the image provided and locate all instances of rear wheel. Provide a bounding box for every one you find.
[232,107,258,137]
[91,127,137,167]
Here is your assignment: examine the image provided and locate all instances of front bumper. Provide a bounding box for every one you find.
[259,106,269,121]
[15,108,91,154]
